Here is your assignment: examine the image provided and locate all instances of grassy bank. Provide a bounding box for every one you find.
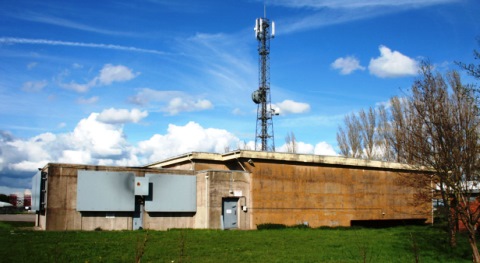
[0,221,475,262]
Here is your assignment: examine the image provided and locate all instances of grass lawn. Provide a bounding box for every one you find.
[0,221,476,262]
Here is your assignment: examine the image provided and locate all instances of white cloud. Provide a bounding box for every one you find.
[277,140,337,156]
[97,108,148,124]
[368,45,419,78]
[58,150,92,164]
[331,56,365,75]
[164,97,213,115]
[72,63,83,69]
[314,142,337,156]
[22,80,47,92]
[129,88,213,115]
[0,37,167,55]
[57,64,138,92]
[77,96,99,104]
[269,0,457,9]
[58,78,96,93]
[0,116,240,179]
[27,62,38,70]
[232,108,244,115]
[97,64,139,85]
[70,113,129,157]
[273,100,310,115]
[269,0,458,34]
[136,121,239,163]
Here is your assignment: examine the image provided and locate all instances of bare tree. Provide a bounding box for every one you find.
[336,113,363,158]
[336,126,350,157]
[359,107,377,160]
[285,131,297,153]
[337,108,381,160]
[457,38,480,80]
[376,104,395,162]
[394,64,480,260]
[335,62,480,261]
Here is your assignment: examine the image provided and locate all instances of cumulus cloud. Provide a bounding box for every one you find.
[129,88,213,115]
[22,80,47,92]
[59,80,94,93]
[136,121,239,163]
[70,113,130,157]
[277,140,337,156]
[273,100,310,115]
[97,108,148,124]
[97,64,139,85]
[331,56,365,75]
[0,114,242,190]
[58,64,138,92]
[314,142,337,156]
[164,98,213,115]
[368,45,419,78]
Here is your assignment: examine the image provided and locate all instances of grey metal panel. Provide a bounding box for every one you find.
[77,170,135,211]
[31,171,41,211]
[134,177,149,196]
[145,174,196,212]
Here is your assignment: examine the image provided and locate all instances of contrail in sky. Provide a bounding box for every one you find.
[0,37,167,55]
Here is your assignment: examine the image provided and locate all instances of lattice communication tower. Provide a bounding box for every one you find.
[252,16,277,151]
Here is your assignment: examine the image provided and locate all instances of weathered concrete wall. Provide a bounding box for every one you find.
[242,161,431,227]
[39,163,251,231]
[41,164,195,231]
[159,153,431,228]
[203,170,252,229]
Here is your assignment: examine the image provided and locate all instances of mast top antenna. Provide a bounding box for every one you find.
[264,1,266,17]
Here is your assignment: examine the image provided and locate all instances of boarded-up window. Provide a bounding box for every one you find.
[145,174,196,212]
[77,171,135,211]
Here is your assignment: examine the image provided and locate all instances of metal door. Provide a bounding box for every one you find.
[223,198,238,229]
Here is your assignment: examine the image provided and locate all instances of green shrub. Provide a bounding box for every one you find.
[256,223,287,230]
[289,224,311,229]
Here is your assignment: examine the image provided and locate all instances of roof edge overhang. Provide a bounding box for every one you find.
[146,150,430,172]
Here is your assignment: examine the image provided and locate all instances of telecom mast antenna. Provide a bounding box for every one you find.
[252,14,277,151]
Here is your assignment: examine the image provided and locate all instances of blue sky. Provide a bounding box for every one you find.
[1,0,479,194]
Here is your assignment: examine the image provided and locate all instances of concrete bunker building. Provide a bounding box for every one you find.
[31,150,431,231]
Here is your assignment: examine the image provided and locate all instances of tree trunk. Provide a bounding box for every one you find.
[468,231,480,263]
[448,211,457,248]
[449,226,457,248]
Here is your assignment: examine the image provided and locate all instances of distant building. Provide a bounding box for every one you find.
[31,150,432,231]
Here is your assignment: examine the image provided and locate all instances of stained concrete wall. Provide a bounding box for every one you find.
[201,170,252,229]
[244,161,431,227]
[155,151,432,228]
[39,164,195,231]
[37,163,251,231]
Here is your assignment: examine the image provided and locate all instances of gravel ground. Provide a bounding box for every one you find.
[0,213,35,222]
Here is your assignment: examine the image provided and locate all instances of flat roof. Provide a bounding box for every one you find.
[146,150,423,171]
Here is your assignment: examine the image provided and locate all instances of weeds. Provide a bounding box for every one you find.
[135,230,149,263]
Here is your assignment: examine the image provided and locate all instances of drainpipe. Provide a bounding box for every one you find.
[205,173,209,229]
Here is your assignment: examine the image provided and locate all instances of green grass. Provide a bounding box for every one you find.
[0,221,475,262]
